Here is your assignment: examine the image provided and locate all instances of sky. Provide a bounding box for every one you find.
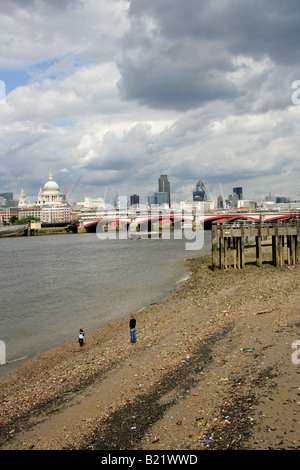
[0,0,300,205]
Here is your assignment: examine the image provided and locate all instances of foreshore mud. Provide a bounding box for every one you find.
[0,243,299,450]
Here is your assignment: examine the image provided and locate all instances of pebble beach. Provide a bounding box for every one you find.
[0,242,299,451]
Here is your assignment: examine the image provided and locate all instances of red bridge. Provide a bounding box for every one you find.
[82,210,300,232]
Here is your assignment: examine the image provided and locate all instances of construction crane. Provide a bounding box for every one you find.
[219,183,226,209]
[114,191,118,208]
[206,184,214,202]
[67,175,82,202]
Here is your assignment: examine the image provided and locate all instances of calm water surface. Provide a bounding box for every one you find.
[0,231,211,376]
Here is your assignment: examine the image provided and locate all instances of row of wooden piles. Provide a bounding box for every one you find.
[211,220,300,270]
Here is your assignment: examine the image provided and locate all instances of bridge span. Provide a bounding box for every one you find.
[81,210,300,232]
[0,224,29,237]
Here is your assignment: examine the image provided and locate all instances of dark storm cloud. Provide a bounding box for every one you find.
[128,0,300,64]
[117,38,241,111]
[1,0,299,201]
[0,0,83,13]
[117,0,300,111]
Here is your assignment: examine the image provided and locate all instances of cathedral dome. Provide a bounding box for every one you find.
[37,169,64,206]
[43,180,60,191]
[43,169,60,192]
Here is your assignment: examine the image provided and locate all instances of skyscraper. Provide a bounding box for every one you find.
[158,175,170,206]
[130,194,139,207]
[193,180,208,201]
[233,187,243,200]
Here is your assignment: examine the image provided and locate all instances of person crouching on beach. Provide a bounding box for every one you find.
[129,314,136,343]
[78,328,85,347]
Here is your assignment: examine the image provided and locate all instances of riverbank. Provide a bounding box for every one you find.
[0,243,299,450]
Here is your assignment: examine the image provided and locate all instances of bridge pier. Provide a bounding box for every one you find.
[212,221,300,270]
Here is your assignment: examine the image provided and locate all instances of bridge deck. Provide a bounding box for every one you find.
[0,224,29,237]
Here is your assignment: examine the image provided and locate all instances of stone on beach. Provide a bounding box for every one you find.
[0,244,299,450]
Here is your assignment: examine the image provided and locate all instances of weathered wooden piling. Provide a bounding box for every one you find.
[212,220,300,270]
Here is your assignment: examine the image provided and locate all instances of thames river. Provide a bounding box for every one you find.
[0,230,211,375]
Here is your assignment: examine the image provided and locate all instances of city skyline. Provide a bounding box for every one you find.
[1,169,298,210]
[0,1,300,203]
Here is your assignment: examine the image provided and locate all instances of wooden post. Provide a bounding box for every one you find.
[224,237,228,270]
[233,237,237,269]
[236,237,241,269]
[228,237,232,269]
[219,237,224,270]
[274,224,280,267]
[296,226,300,264]
[240,225,245,269]
[240,237,245,268]
[272,235,279,266]
[281,235,285,266]
[212,224,218,270]
[279,236,284,267]
[256,236,262,267]
[256,224,262,267]
[287,235,292,265]
[218,224,224,270]
[292,236,296,265]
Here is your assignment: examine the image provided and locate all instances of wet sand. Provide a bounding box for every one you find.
[0,243,299,450]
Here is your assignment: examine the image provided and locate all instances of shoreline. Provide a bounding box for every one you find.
[0,243,299,450]
[0,238,198,379]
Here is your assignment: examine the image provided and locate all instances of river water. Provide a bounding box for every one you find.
[0,230,211,376]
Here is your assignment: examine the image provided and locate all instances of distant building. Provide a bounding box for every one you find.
[233,187,243,200]
[77,197,105,209]
[40,206,72,223]
[158,175,170,206]
[237,200,257,209]
[115,195,128,209]
[276,197,290,204]
[18,207,41,219]
[16,169,71,224]
[154,191,169,206]
[0,192,13,201]
[18,188,27,207]
[130,194,139,206]
[226,193,239,209]
[0,192,18,207]
[0,207,19,224]
[37,169,64,206]
[193,180,208,202]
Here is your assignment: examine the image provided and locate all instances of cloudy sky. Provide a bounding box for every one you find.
[1,0,300,205]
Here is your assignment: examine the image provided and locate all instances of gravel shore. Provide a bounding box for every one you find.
[0,242,299,451]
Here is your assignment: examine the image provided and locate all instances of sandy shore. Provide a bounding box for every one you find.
[0,242,299,451]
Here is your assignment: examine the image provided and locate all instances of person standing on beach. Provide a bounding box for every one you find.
[78,328,85,347]
[129,314,136,343]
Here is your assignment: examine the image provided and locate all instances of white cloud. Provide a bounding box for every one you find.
[0,0,300,203]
